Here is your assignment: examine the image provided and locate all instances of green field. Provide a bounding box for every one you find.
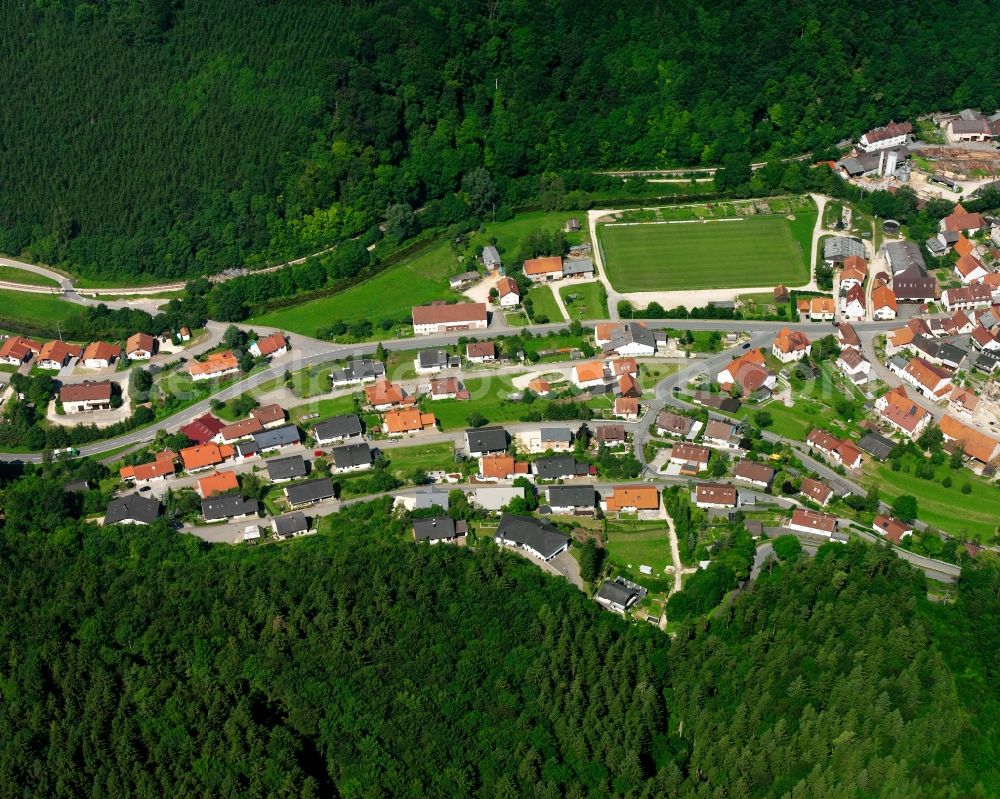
[598,207,814,291]
[606,520,672,574]
[383,442,457,477]
[0,289,84,325]
[0,266,60,287]
[559,282,608,321]
[524,285,564,322]
[427,374,523,430]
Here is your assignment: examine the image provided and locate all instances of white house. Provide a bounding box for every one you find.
[412,302,488,335]
[835,347,871,383]
[571,361,607,390]
[496,277,521,308]
[771,327,811,363]
[858,121,912,153]
[789,508,838,538]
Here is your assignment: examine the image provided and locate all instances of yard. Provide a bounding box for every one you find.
[597,199,815,292]
[605,519,672,575]
[290,395,361,425]
[426,374,524,430]
[524,285,564,323]
[865,458,1000,544]
[382,441,457,477]
[559,282,608,321]
[0,266,60,287]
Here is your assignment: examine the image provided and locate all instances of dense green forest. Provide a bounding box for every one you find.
[1,474,999,797]
[3,0,1000,280]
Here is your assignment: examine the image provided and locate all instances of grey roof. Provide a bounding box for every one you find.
[940,230,960,245]
[413,489,450,510]
[105,494,161,525]
[331,359,384,384]
[975,350,1000,372]
[495,514,570,560]
[546,485,597,508]
[858,432,896,461]
[331,442,372,469]
[884,241,927,278]
[272,512,308,536]
[235,440,259,458]
[313,415,363,442]
[950,118,992,134]
[252,424,301,450]
[414,516,458,541]
[937,343,967,367]
[888,355,908,372]
[596,579,642,609]
[465,426,508,454]
[285,478,336,506]
[201,495,259,521]
[603,322,657,353]
[449,270,480,286]
[562,258,594,276]
[482,245,501,266]
[540,427,573,443]
[837,157,867,177]
[266,454,308,481]
[472,485,524,510]
[925,237,947,254]
[824,236,867,261]
[534,455,577,480]
[418,350,450,368]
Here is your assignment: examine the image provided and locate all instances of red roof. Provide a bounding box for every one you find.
[874,515,913,545]
[523,256,563,276]
[125,332,155,355]
[198,470,240,497]
[412,302,487,326]
[38,340,82,364]
[59,380,112,403]
[253,331,287,357]
[180,414,226,444]
[82,341,121,363]
[791,508,837,534]
[496,277,520,297]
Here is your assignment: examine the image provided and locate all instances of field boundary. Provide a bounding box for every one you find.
[604,218,744,228]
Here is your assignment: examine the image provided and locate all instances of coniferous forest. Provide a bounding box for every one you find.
[3,0,1000,279]
[0,483,998,798]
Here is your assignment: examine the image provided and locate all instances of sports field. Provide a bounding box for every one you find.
[598,212,814,292]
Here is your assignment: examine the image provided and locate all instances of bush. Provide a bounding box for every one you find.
[773,535,802,561]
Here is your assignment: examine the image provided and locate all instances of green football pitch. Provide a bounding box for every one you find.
[598,213,813,292]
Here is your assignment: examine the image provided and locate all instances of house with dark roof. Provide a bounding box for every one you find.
[655,411,695,438]
[415,349,460,374]
[732,460,774,489]
[330,359,385,387]
[313,415,364,445]
[180,414,226,444]
[533,455,578,480]
[495,514,570,561]
[595,579,645,613]
[201,495,260,523]
[284,478,336,508]
[694,483,739,509]
[545,485,597,513]
[330,442,372,473]
[858,431,896,461]
[883,241,937,302]
[252,424,301,451]
[465,426,508,456]
[104,494,161,526]
[266,454,308,482]
[271,512,309,540]
[413,516,467,544]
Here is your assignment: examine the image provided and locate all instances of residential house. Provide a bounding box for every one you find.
[178,327,191,341]
[271,512,309,540]
[946,112,995,144]
[472,486,524,512]
[655,411,694,438]
[533,455,578,480]
[266,455,308,483]
[940,203,986,235]
[495,276,521,308]
[940,415,1000,464]
[197,470,240,498]
[806,429,862,468]
[858,121,912,152]
[466,341,497,363]
[465,426,508,457]
[189,351,240,381]
[81,341,121,369]
[481,245,502,272]
[546,486,597,514]
[180,414,225,444]
[800,478,833,506]
[313,415,364,445]
[252,424,301,451]
[202,495,259,523]
[330,442,373,473]
[875,385,930,438]
[594,425,626,448]
[824,237,867,264]
[942,283,993,311]
[478,454,528,481]
[871,283,898,320]
[104,494,161,526]
[411,302,488,335]
[717,349,776,396]
[669,442,710,473]
[703,419,739,450]
[694,483,739,509]
[330,359,385,387]
[413,517,466,544]
[773,284,790,303]
[618,373,641,398]
[613,397,639,420]
[528,378,551,396]
[789,508,838,537]
[233,440,260,461]
[415,349,459,375]
[602,485,660,513]
[523,256,564,282]
[609,357,638,378]
[123,332,156,361]
[248,331,288,359]
[383,408,437,435]
[772,327,811,363]
[597,322,658,357]
[364,380,414,410]
[428,376,464,400]
[949,387,980,416]
[837,322,861,350]
[60,380,113,413]
[284,478,336,508]
[974,324,1000,354]
[539,427,574,452]
[37,340,82,370]
[595,579,645,613]
[873,515,914,545]
[884,241,937,302]
[180,443,233,472]
[397,489,451,512]
[250,404,286,428]
[954,253,990,284]
[839,255,868,288]
[571,360,607,390]
[733,460,774,489]
[0,336,41,365]
[119,453,176,485]
[836,347,871,383]
[893,356,953,400]
[494,514,570,560]
[808,296,836,321]
[216,417,263,445]
[840,284,866,321]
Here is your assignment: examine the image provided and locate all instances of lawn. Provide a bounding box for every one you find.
[606,519,672,574]
[428,374,525,430]
[524,285,564,322]
[559,282,608,321]
[382,442,457,477]
[0,266,60,287]
[290,395,360,424]
[864,459,1000,544]
[598,204,815,291]
[248,240,464,337]
[0,289,84,325]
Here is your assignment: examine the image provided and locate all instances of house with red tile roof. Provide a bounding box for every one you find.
[789,508,838,537]
[875,385,930,438]
[613,397,639,420]
[81,341,121,369]
[364,379,414,410]
[942,283,993,312]
[954,253,989,284]
[180,414,226,444]
[522,256,564,282]
[840,283,866,321]
[806,429,862,468]
[809,296,836,321]
[478,454,530,482]
[37,340,82,370]
[60,381,114,413]
[125,333,156,360]
[873,515,913,545]
[571,360,607,389]
[180,443,233,472]
[695,483,738,509]
[250,404,287,428]
[0,336,41,365]
[120,457,176,485]
[895,357,953,400]
[496,277,521,308]
[249,331,288,359]
[602,485,660,513]
[466,341,496,363]
[189,351,239,381]
[949,387,980,416]
[940,203,986,235]
[412,302,488,335]
[618,373,641,398]
[197,470,240,498]
[940,415,1000,464]
[800,478,833,506]
[717,349,776,395]
[771,327,811,363]
[216,417,263,444]
[383,408,437,435]
[871,284,898,320]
